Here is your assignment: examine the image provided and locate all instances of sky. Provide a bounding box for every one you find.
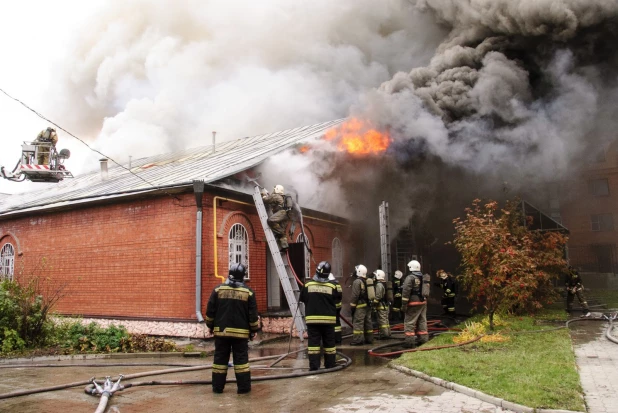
[0,1,104,195]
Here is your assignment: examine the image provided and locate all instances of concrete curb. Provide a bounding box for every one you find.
[389,363,585,413]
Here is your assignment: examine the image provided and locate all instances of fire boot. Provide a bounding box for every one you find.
[404,335,416,349]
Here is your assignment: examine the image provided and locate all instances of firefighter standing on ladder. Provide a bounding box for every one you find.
[35,127,58,165]
[261,184,290,249]
[299,261,341,370]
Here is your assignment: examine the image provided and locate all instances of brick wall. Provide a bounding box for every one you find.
[0,189,351,320]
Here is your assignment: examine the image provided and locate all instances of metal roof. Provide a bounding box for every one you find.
[0,118,345,217]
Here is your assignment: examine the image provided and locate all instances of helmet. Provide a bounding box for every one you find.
[394,270,403,279]
[355,264,367,278]
[373,269,386,281]
[437,269,448,279]
[274,184,284,194]
[328,273,336,281]
[315,261,331,277]
[407,260,421,272]
[229,263,247,281]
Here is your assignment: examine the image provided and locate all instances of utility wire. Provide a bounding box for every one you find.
[0,87,194,206]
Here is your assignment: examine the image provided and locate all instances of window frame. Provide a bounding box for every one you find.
[588,178,610,197]
[591,213,614,232]
[296,233,311,279]
[228,223,250,279]
[331,237,343,279]
[0,243,15,281]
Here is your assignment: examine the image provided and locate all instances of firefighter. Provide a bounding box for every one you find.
[35,127,58,165]
[328,273,343,344]
[205,263,259,394]
[299,261,341,370]
[401,260,428,348]
[391,270,404,322]
[261,184,290,249]
[565,266,591,317]
[349,264,374,346]
[373,269,391,339]
[436,269,457,317]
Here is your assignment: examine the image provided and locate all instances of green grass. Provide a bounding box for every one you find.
[393,313,585,411]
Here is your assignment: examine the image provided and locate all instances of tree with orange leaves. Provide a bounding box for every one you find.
[452,199,568,330]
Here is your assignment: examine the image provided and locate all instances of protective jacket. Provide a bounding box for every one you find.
[205,279,259,339]
[350,277,368,309]
[36,129,58,146]
[439,276,458,298]
[374,281,388,310]
[401,271,424,306]
[392,278,403,309]
[565,270,583,290]
[262,193,285,212]
[300,275,341,324]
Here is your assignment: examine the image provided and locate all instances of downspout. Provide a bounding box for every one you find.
[194,180,205,322]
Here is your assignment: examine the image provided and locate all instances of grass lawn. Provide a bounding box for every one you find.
[392,313,585,411]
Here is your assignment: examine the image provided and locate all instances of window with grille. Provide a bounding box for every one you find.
[591,213,614,232]
[331,238,343,279]
[229,224,249,279]
[296,233,311,279]
[0,244,15,281]
[589,179,610,196]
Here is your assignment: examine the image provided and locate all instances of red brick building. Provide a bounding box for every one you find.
[0,120,354,337]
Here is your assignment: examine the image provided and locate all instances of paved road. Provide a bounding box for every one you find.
[572,317,618,413]
[0,341,515,413]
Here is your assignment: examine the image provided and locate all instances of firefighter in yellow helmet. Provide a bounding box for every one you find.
[261,184,290,249]
[35,127,58,165]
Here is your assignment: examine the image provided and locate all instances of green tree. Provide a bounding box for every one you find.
[452,199,567,330]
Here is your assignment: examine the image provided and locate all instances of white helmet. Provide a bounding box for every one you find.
[407,260,421,272]
[274,184,284,194]
[355,264,367,278]
[394,270,403,279]
[328,273,335,281]
[373,269,385,281]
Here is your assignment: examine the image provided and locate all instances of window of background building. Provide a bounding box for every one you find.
[591,213,614,232]
[296,233,311,279]
[0,243,15,281]
[589,178,610,196]
[331,238,343,278]
[228,224,249,279]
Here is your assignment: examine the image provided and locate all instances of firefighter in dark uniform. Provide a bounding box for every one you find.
[261,184,290,249]
[349,264,374,346]
[436,269,458,317]
[299,261,341,370]
[328,273,343,344]
[205,263,259,394]
[391,270,404,322]
[401,260,429,348]
[565,266,591,317]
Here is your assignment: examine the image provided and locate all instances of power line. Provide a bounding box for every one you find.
[0,87,195,206]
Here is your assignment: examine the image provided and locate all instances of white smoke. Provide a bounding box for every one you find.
[48,0,446,171]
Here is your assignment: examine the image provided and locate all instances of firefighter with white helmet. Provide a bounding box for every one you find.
[373,269,391,339]
[349,264,374,345]
[328,273,343,343]
[391,270,404,322]
[261,184,290,249]
[401,260,429,348]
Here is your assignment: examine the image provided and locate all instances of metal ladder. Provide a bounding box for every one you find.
[252,186,306,341]
[379,201,392,280]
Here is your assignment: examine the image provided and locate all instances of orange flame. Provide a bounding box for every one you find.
[299,145,310,153]
[324,118,390,155]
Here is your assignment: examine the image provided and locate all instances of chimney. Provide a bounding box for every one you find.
[212,131,216,153]
[99,158,109,180]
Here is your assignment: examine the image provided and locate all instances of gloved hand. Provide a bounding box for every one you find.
[261,188,268,196]
[351,307,356,319]
[250,332,256,341]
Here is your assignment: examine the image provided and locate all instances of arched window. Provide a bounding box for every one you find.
[296,233,311,279]
[0,243,15,281]
[229,224,249,279]
[332,238,343,279]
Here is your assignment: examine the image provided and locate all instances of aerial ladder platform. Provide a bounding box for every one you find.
[252,185,306,341]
